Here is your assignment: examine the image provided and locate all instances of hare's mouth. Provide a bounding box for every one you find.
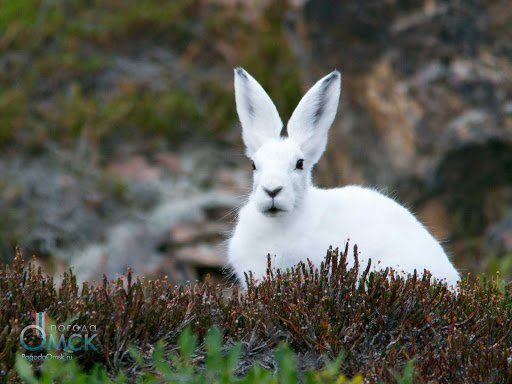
[264,206,285,217]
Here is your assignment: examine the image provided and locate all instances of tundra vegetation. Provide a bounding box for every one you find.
[3,247,511,383]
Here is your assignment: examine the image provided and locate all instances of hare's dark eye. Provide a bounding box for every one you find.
[295,159,304,170]
[251,161,256,171]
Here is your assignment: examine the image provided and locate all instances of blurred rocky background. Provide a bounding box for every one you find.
[0,0,511,283]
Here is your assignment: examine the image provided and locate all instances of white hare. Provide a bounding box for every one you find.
[227,67,460,287]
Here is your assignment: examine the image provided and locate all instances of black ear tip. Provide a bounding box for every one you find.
[324,70,341,83]
[234,67,248,79]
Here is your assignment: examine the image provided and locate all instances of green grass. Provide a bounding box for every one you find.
[15,326,377,383]
[485,253,512,290]
[0,0,198,50]
[34,83,203,146]
[0,87,26,144]
[0,0,302,152]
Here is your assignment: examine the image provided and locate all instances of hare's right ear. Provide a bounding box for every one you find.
[234,68,283,157]
[287,71,341,165]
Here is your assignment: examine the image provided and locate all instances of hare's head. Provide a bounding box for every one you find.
[234,68,341,217]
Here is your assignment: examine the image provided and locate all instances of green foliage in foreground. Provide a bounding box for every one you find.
[16,327,374,384]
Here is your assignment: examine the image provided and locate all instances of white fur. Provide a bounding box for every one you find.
[228,68,460,287]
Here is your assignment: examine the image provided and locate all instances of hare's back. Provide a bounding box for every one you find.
[313,185,457,280]
[315,185,418,227]
[317,185,435,245]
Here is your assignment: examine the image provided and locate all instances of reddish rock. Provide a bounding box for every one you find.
[108,156,160,181]
[155,152,183,175]
[418,198,452,241]
[171,223,202,245]
[175,244,225,268]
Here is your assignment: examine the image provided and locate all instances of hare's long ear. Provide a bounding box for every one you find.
[234,67,283,157]
[287,71,341,165]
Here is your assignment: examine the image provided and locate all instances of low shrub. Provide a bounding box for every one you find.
[1,245,511,383]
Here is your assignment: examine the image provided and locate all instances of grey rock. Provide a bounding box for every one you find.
[486,214,512,255]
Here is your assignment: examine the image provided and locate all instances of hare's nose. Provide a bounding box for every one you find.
[264,187,283,198]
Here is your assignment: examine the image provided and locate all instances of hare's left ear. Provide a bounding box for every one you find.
[234,68,283,157]
[287,71,341,165]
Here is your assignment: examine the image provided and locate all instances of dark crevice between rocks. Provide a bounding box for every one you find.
[434,139,512,237]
